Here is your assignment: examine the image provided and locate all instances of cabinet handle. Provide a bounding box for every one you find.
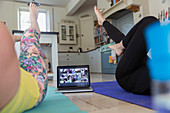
[67,58,69,60]
[82,34,84,36]
[67,54,69,56]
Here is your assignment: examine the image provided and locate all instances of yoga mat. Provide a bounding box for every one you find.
[24,87,87,113]
[91,81,152,109]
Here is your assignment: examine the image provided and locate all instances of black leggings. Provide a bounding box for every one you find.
[103,16,159,95]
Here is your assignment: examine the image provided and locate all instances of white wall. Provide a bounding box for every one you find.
[149,0,170,18]
[53,7,81,52]
[0,1,54,32]
[0,1,15,32]
[0,1,82,52]
[74,3,97,50]
[132,0,150,16]
[131,0,150,24]
[133,0,170,23]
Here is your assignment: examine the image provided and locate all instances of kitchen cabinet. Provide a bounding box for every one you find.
[59,23,76,44]
[101,51,117,74]
[58,53,87,66]
[58,48,102,73]
[58,53,73,66]
[87,48,102,73]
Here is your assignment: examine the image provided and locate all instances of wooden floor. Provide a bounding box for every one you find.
[48,73,154,113]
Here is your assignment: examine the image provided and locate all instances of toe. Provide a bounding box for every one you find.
[94,6,97,10]
[29,3,32,7]
[31,3,34,7]
[33,4,36,7]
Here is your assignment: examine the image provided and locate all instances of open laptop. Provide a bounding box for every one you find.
[55,65,93,93]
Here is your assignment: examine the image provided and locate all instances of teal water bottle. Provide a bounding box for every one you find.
[145,22,170,113]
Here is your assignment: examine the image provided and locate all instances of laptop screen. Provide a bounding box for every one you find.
[57,65,90,89]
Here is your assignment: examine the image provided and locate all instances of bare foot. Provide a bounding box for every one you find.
[12,35,22,43]
[108,41,125,56]
[94,6,106,25]
[29,3,40,33]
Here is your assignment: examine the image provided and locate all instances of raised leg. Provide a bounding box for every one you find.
[122,16,159,48]
[19,3,47,104]
[94,6,125,43]
[94,6,106,25]
[116,17,159,94]
[109,17,158,56]
[94,6,125,56]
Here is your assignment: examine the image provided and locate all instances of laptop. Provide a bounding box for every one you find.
[55,65,93,93]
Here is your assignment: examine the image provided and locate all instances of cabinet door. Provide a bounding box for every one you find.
[59,23,67,44]
[87,49,102,73]
[61,24,67,41]
[87,52,94,72]
[59,23,76,44]
[68,25,74,41]
[58,53,72,66]
[72,53,87,65]
[67,24,76,44]
[92,49,102,73]
[101,51,117,73]
[77,53,88,65]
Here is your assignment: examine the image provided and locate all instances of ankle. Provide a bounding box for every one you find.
[31,18,38,24]
[101,18,106,25]
[120,41,125,49]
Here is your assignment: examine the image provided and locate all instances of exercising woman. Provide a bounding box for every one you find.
[94,6,159,95]
[0,3,47,112]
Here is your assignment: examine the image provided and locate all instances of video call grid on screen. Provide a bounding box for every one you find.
[58,67,90,87]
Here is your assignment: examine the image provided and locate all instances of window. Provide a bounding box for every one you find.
[18,8,48,32]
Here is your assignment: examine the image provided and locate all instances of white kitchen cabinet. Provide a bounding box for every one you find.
[58,53,73,66]
[87,48,102,73]
[58,53,87,66]
[58,49,101,73]
[59,23,76,44]
[73,53,88,65]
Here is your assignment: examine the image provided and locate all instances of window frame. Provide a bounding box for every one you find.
[17,7,50,32]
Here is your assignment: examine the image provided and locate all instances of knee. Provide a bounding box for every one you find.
[142,16,159,23]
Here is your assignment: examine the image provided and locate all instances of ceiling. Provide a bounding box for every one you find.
[0,0,97,16]
[0,0,96,7]
[16,0,70,7]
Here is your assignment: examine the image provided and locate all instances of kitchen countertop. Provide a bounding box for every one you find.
[58,47,100,53]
